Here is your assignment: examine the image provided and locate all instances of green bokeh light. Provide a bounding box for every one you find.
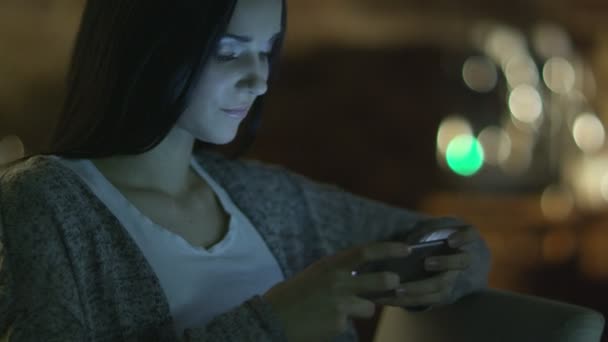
[446,135,485,176]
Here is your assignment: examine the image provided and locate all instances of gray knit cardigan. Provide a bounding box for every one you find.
[0,150,490,341]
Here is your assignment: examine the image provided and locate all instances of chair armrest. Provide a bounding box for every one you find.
[373,288,605,342]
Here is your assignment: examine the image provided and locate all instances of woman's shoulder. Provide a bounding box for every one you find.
[193,149,315,201]
[0,154,81,197]
[196,149,343,195]
[194,149,294,182]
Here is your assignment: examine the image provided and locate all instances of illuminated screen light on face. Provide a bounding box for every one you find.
[446,135,485,177]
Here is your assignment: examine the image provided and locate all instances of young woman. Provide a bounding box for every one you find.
[0,0,491,341]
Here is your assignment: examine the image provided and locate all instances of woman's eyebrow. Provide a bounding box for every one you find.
[222,32,281,43]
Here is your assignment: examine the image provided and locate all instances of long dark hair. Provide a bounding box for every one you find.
[38,0,286,160]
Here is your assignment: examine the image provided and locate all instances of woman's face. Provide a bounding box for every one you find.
[177,0,282,145]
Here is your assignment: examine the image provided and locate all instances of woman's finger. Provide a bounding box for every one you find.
[448,226,478,248]
[373,290,447,307]
[396,270,460,295]
[425,252,471,271]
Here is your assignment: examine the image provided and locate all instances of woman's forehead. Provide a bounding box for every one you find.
[226,0,282,38]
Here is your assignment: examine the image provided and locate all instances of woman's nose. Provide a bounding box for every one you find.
[238,56,269,96]
[245,74,268,96]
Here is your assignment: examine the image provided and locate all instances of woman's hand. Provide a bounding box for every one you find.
[263,241,413,342]
[371,225,483,308]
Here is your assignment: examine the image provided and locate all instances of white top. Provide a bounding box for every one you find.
[52,155,285,337]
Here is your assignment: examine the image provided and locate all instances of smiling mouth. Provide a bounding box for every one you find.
[221,108,249,119]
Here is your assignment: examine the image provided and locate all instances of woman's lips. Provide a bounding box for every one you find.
[221,108,249,119]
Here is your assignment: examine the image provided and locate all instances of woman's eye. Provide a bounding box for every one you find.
[215,50,272,63]
[215,53,238,62]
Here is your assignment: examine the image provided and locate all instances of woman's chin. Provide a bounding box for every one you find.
[203,132,238,146]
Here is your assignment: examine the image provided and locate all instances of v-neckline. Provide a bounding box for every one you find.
[84,156,234,254]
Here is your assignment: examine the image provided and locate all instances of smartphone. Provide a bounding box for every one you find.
[354,238,460,300]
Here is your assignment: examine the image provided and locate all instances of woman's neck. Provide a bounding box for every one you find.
[90,127,201,199]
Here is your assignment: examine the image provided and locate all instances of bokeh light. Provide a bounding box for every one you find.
[436,115,473,156]
[505,54,540,88]
[446,135,485,177]
[575,61,598,100]
[477,126,511,166]
[568,156,608,211]
[572,113,605,154]
[508,85,543,124]
[543,57,576,94]
[483,26,528,68]
[499,123,534,175]
[531,23,573,59]
[540,185,575,221]
[462,56,498,93]
[0,135,25,166]
[600,173,608,202]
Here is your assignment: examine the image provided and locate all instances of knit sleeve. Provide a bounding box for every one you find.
[285,170,431,249]
[0,209,13,339]
[283,170,491,308]
[0,176,88,341]
[180,295,288,341]
[0,161,290,342]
